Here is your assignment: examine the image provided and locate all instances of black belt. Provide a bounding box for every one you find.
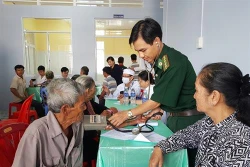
[169,109,203,117]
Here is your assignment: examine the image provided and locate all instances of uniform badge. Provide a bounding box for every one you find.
[157,59,163,69]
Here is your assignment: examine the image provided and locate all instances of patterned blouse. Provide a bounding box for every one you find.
[157,113,250,167]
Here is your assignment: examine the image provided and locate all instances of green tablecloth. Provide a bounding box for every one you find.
[26,87,42,103]
[97,99,188,167]
[105,99,137,111]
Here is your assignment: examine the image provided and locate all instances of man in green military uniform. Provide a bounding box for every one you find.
[108,18,204,167]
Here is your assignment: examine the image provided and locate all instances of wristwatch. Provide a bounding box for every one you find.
[127,110,133,118]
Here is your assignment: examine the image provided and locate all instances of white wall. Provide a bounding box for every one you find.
[163,0,250,75]
[0,1,162,111]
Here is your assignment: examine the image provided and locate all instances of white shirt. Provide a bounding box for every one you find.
[146,84,155,99]
[110,80,141,98]
[36,75,47,85]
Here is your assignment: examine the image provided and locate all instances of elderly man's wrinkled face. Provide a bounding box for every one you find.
[70,95,86,123]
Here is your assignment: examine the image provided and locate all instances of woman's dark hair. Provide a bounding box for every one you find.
[199,62,250,126]
[138,70,155,85]
[129,18,162,46]
[106,56,114,62]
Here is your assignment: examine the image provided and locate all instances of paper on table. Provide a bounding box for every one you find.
[138,120,158,127]
[101,129,166,143]
[134,133,150,142]
[142,132,166,143]
[101,129,135,140]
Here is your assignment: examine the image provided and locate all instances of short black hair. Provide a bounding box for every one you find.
[71,74,80,81]
[106,56,114,62]
[14,65,24,70]
[138,70,155,84]
[102,66,112,75]
[131,54,137,61]
[81,66,89,75]
[118,57,124,63]
[129,18,162,46]
[61,67,69,72]
[37,65,45,71]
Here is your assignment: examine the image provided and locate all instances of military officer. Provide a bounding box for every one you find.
[108,18,204,167]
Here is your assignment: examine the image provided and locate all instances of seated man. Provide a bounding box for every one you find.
[29,65,46,87]
[40,70,54,115]
[103,69,141,99]
[12,78,86,167]
[10,65,45,118]
[61,66,69,78]
[98,66,117,105]
[80,66,89,76]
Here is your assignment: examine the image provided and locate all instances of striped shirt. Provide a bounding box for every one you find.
[103,75,117,94]
[129,62,140,80]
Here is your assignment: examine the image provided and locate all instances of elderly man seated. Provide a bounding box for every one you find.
[12,78,86,167]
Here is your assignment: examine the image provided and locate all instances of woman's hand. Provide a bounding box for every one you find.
[149,147,164,167]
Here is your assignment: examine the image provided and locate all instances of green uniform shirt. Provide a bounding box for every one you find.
[151,44,196,113]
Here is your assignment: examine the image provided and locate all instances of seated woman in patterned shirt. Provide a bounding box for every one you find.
[149,62,250,167]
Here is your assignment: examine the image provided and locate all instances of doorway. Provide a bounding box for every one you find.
[95,19,140,84]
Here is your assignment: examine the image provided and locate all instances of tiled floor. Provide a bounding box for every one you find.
[0,110,8,120]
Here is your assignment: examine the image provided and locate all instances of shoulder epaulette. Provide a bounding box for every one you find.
[162,54,170,72]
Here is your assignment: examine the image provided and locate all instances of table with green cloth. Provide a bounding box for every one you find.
[26,87,42,103]
[104,98,137,111]
[97,99,188,167]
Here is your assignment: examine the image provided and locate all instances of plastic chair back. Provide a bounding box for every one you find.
[8,102,22,118]
[17,95,34,123]
[0,121,28,167]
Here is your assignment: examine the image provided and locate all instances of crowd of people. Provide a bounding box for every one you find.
[9,18,250,167]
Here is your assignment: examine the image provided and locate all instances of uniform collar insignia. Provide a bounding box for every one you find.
[157,59,163,69]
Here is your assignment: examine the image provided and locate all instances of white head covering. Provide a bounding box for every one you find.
[123,69,135,76]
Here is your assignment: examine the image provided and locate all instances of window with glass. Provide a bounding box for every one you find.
[23,18,72,75]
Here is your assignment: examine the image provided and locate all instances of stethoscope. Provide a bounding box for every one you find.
[107,112,163,135]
